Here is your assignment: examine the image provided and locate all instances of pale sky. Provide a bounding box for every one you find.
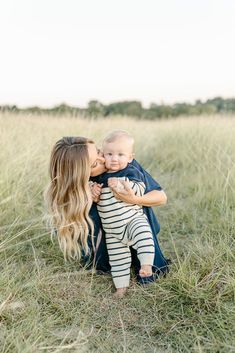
[0,0,234,108]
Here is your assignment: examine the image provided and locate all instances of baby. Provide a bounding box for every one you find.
[96,130,155,298]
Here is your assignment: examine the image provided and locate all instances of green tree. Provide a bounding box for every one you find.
[87,100,105,116]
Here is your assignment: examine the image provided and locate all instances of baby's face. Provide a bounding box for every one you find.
[103,138,133,172]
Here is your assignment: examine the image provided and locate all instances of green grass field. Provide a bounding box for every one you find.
[0,113,234,353]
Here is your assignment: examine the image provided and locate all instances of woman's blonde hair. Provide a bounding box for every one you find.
[45,136,94,260]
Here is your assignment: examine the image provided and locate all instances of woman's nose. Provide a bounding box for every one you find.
[97,149,104,157]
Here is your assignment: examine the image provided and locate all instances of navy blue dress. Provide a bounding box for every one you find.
[88,160,169,279]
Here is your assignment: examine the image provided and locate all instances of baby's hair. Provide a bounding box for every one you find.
[103,130,134,148]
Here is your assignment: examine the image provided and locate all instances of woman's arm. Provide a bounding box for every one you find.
[111,180,167,207]
[112,160,167,207]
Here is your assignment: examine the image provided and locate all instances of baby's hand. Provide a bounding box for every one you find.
[111,180,136,204]
[108,178,125,192]
[108,177,119,189]
[90,182,103,202]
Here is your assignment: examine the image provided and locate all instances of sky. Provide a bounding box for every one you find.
[0,0,235,108]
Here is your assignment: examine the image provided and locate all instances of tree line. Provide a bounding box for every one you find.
[1,97,235,119]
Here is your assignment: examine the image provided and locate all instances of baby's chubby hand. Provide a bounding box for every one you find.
[108,177,125,191]
[109,179,137,204]
[89,182,103,202]
[108,177,119,189]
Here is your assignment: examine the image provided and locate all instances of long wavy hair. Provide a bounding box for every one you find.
[45,136,95,260]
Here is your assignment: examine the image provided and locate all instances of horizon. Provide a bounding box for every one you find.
[1,95,234,110]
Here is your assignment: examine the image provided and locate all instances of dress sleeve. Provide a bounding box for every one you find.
[131,160,162,193]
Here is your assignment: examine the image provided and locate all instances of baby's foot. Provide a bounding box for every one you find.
[113,287,128,299]
[139,265,152,278]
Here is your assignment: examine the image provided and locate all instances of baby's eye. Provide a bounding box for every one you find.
[107,153,112,156]
[118,153,124,156]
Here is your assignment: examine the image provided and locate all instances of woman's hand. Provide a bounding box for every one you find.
[108,177,125,191]
[110,180,138,204]
[110,179,167,206]
[90,182,103,203]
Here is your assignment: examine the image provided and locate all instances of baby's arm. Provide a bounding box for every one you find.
[127,178,146,197]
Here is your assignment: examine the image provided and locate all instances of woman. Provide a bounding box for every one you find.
[45,136,169,282]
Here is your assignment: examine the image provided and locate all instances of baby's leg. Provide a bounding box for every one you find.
[128,216,155,278]
[106,234,132,297]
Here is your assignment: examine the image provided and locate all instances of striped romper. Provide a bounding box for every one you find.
[97,165,155,289]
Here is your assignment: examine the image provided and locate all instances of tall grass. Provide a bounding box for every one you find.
[0,113,234,352]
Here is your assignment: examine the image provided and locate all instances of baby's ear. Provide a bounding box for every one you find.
[128,153,134,162]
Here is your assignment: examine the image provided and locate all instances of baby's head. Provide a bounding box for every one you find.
[102,130,134,172]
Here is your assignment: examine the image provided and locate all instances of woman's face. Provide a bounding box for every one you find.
[88,144,107,177]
